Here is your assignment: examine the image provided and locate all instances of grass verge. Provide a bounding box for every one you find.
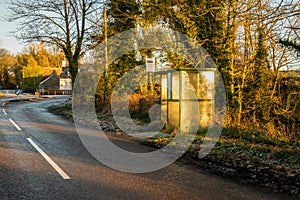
[49,102,300,195]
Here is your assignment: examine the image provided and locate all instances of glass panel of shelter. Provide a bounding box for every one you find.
[158,68,215,132]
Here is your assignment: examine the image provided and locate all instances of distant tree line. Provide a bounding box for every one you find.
[0,43,65,92]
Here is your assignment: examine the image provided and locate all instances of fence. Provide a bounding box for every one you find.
[42,90,72,95]
[0,90,16,94]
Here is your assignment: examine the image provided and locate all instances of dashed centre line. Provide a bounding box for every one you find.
[9,118,21,131]
[26,138,71,180]
[4,100,71,180]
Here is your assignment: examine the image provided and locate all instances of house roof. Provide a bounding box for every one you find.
[39,76,53,85]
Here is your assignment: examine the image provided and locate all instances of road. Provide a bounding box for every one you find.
[0,95,298,200]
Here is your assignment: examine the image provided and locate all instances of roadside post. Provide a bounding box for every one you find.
[15,88,22,100]
[145,56,157,94]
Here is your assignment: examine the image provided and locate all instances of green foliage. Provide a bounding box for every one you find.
[96,0,300,144]
[106,0,140,34]
[22,77,44,93]
[97,0,228,110]
[279,39,300,54]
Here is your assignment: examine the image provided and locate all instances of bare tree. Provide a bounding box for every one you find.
[8,0,104,86]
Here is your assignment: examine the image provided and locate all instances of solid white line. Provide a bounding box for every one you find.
[3,109,7,115]
[9,118,21,131]
[26,138,71,180]
[2,103,5,107]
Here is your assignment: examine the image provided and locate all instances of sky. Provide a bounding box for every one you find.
[0,1,24,54]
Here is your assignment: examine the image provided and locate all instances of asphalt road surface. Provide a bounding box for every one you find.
[0,96,298,200]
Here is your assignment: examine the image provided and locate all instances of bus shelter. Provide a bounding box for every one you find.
[156,68,215,133]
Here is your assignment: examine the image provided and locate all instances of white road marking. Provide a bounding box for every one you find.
[3,109,7,115]
[2,103,5,107]
[26,138,71,180]
[9,118,21,131]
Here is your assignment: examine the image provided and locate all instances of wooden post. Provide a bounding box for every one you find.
[103,6,109,112]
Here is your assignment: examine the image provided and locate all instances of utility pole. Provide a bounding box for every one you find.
[103,6,109,112]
